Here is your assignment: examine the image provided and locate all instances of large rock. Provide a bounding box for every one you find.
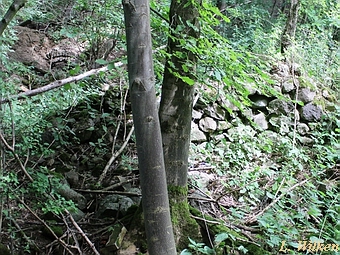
[9,26,83,74]
[96,195,135,218]
[300,103,323,122]
[268,99,295,115]
[8,26,54,72]
[296,88,316,103]
[191,122,206,142]
[199,117,217,132]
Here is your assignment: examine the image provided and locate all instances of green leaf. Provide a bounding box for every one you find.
[60,28,76,38]
[182,64,189,72]
[180,250,192,255]
[108,62,116,70]
[181,76,195,85]
[69,65,81,75]
[215,232,228,243]
[214,70,222,81]
[95,59,108,65]
[64,84,72,90]
[266,191,275,199]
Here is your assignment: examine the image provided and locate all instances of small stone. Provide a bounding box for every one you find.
[192,109,203,120]
[244,82,257,95]
[249,95,270,109]
[296,123,310,135]
[281,78,296,93]
[204,103,226,120]
[214,134,226,141]
[297,88,316,103]
[217,121,232,131]
[269,116,291,134]
[97,195,134,218]
[299,137,314,145]
[227,124,256,138]
[322,90,330,99]
[253,112,268,130]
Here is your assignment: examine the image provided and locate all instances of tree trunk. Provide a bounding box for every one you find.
[122,1,176,255]
[281,0,300,53]
[0,0,27,36]
[159,0,202,249]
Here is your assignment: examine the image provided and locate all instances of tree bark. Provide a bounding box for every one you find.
[122,1,176,255]
[0,0,27,36]
[159,0,202,248]
[281,0,300,53]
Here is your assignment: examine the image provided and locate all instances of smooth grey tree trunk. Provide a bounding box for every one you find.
[0,0,27,36]
[122,1,176,254]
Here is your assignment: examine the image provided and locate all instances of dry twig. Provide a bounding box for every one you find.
[245,178,309,224]
[97,126,135,185]
[66,210,100,255]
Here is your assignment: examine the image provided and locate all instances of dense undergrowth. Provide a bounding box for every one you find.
[0,0,339,254]
[188,105,339,254]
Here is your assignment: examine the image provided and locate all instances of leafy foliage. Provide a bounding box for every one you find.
[0,0,339,253]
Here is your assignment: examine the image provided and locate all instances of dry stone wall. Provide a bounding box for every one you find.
[191,62,331,145]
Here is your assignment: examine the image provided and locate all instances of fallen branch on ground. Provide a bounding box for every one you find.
[0,62,123,104]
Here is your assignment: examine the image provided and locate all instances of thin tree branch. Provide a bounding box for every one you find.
[17,197,76,255]
[0,131,33,182]
[97,126,134,185]
[66,209,100,255]
[0,45,166,105]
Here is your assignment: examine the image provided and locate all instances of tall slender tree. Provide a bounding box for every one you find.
[122,0,176,254]
[159,0,202,248]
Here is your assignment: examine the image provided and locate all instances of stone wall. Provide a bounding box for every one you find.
[191,61,334,145]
